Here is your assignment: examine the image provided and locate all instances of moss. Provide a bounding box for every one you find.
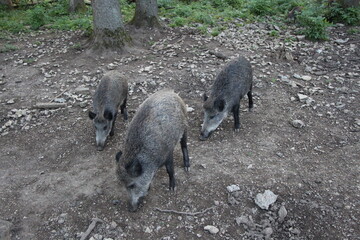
[91,27,132,50]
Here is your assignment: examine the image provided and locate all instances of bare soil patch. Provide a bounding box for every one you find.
[0,23,359,240]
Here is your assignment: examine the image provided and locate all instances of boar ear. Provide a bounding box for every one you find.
[214,99,225,111]
[125,160,143,177]
[104,109,113,121]
[115,151,122,162]
[89,111,96,120]
[203,93,208,101]
[133,162,143,177]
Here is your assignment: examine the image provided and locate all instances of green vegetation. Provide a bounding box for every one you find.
[347,28,360,34]
[0,44,18,53]
[0,0,359,41]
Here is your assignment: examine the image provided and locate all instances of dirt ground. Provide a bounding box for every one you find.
[0,21,359,240]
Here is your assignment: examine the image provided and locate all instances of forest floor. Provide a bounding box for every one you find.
[0,20,359,240]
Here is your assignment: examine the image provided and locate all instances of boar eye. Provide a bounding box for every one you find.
[209,115,215,120]
[103,126,107,131]
[128,184,136,189]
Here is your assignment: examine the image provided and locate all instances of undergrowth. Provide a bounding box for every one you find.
[0,0,359,40]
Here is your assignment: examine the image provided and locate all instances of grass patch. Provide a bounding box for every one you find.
[0,44,19,53]
[0,0,358,41]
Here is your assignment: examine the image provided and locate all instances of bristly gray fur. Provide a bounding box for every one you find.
[201,56,253,140]
[204,56,252,111]
[116,89,189,211]
[90,71,128,150]
[93,71,128,119]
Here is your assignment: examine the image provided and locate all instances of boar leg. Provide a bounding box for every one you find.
[180,131,190,171]
[232,104,240,131]
[120,98,128,120]
[248,85,253,111]
[110,113,117,136]
[165,153,175,191]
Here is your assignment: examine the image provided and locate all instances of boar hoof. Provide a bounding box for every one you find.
[97,146,104,151]
[184,166,190,172]
[199,135,208,141]
[234,128,240,133]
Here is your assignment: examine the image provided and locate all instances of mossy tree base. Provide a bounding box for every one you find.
[90,28,132,51]
[130,16,162,29]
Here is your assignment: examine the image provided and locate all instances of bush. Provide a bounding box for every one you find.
[27,6,47,30]
[248,0,273,16]
[193,12,215,25]
[158,0,175,9]
[297,9,331,40]
[174,5,192,17]
[47,0,69,17]
[324,1,360,25]
[170,17,187,27]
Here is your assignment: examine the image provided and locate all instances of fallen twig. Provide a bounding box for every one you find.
[33,102,67,109]
[80,218,104,240]
[208,51,228,60]
[155,206,215,216]
[50,88,69,103]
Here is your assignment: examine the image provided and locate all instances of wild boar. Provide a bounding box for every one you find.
[89,71,128,151]
[116,90,190,211]
[200,56,253,140]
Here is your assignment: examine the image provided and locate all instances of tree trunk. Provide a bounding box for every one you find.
[0,0,12,8]
[69,0,86,13]
[91,0,130,50]
[130,0,161,28]
[338,0,359,7]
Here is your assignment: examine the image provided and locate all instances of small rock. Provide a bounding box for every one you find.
[290,228,301,235]
[54,98,66,103]
[92,234,103,240]
[334,38,349,44]
[255,190,278,210]
[293,74,301,79]
[0,219,13,240]
[278,205,287,222]
[263,227,273,237]
[186,106,194,113]
[235,215,254,228]
[297,35,305,41]
[291,119,305,128]
[74,86,90,93]
[204,225,219,234]
[301,75,312,81]
[227,184,240,193]
[107,63,116,70]
[79,102,87,108]
[297,93,308,102]
[144,227,152,233]
[110,221,117,229]
[6,99,15,105]
[273,25,281,31]
[144,66,152,72]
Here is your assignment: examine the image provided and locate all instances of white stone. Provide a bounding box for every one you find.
[297,93,308,102]
[204,225,219,234]
[186,106,194,113]
[293,74,301,79]
[254,190,278,210]
[301,75,312,81]
[291,119,305,128]
[226,184,240,193]
[278,205,287,222]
